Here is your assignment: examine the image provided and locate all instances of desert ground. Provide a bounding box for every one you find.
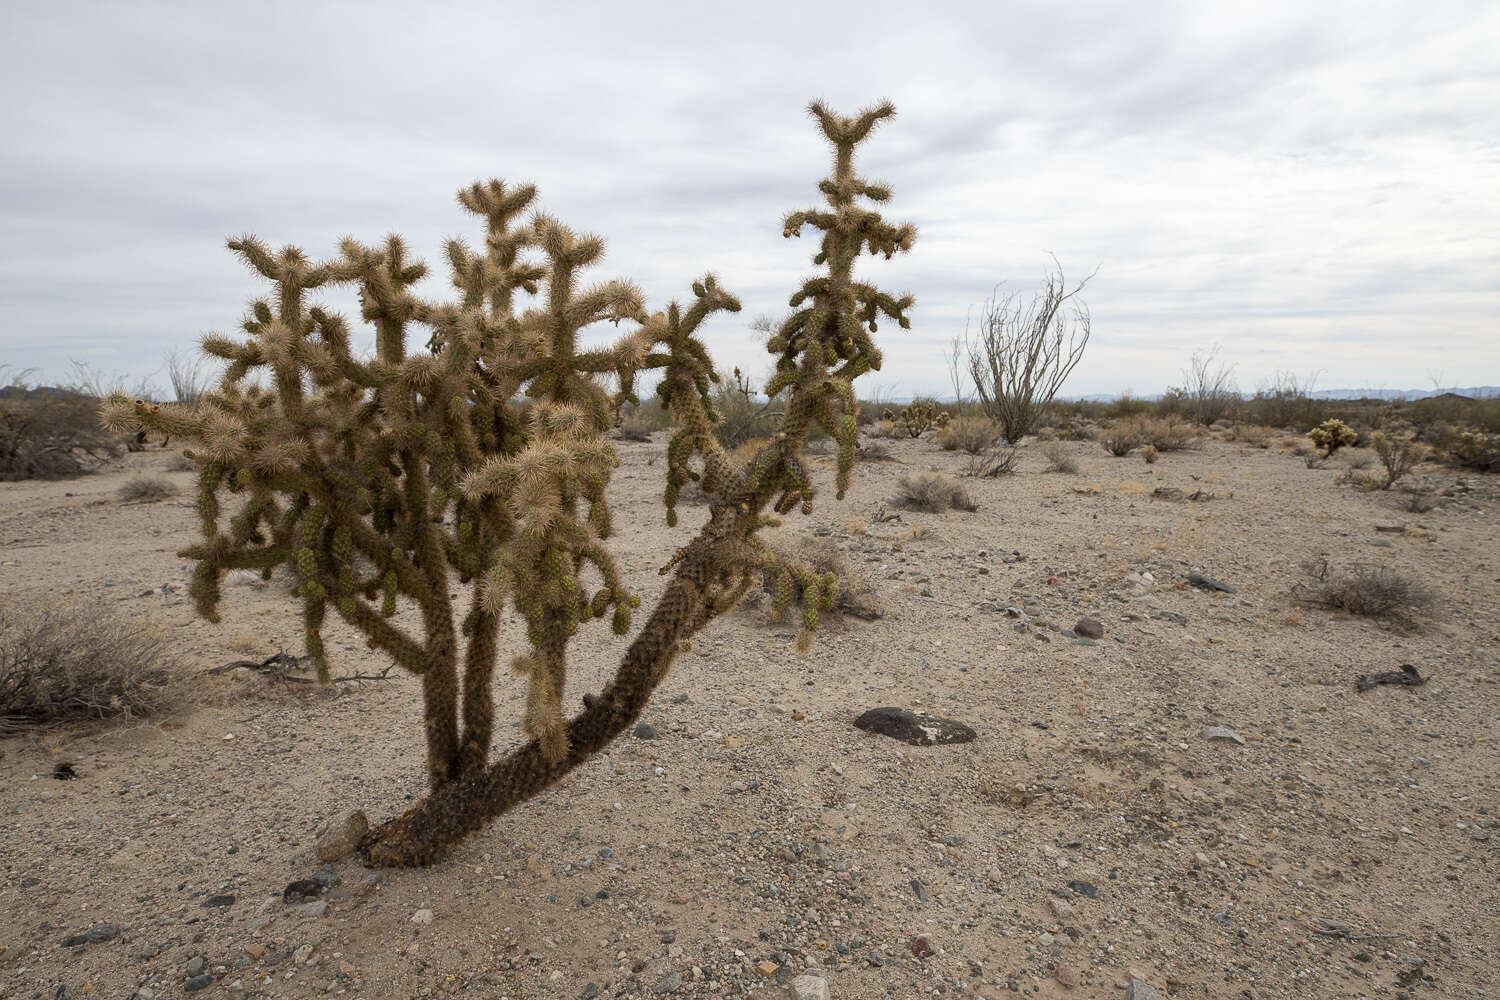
[0,431,1496,1000]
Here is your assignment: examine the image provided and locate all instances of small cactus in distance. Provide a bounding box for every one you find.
[103,101,915,866]
[1309,418,1358,457]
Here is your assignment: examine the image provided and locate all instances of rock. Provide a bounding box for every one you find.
[316,810,368,863]
[756,960,779,976]
[283,879,324,903]
[293,900,328,917]
[1126,979,1161,1000]
[660,930,676,944]
[1066,880,1099,898]
[1073,616,1104,639]
[651,970,682,994]
[185,956,206,977]
[790,974,831,1000]
[411,908,434,925]
[1201,726,1245,745]
[61,923,119,947]
[1048,897,1075,921]
[310,863,340,888]
[243,943,266,960]
[292,944,314,964]
[202,893,235,908]
[183,975,214,992]
[911,879,929,902]
[1154,611,1188,625]
[910,936,935,959]
[1186,573,1235,593]
[853,707,976,746]
[633,722,659,740]
[1054,964,1080,988]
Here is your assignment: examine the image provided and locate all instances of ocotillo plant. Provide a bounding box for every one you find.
[104,101,915,866]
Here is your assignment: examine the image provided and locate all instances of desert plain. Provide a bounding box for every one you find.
[1,430,1496,1000]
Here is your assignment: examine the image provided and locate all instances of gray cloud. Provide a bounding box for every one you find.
[2,0,1496,398]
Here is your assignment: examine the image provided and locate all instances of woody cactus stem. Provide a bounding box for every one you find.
[103,101,914,867]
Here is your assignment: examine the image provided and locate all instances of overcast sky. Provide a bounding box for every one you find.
[3,0,1496,399]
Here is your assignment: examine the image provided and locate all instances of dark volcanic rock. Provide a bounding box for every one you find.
[853,707,976,746]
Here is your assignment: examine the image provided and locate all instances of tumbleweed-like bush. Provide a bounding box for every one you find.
[103,101,915,867]
[0,601,174,734]
[895,470,977,512]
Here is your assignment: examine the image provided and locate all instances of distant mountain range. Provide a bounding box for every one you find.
[1067,387,1500,403]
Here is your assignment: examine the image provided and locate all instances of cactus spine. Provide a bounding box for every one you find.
[104,101,914,865]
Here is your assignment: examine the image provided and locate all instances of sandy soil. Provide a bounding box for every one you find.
[1,432,1496,1000]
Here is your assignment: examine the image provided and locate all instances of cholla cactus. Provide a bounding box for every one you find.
[1309,418,1358,457]
[103,101,914,866]
[896,400,937,437]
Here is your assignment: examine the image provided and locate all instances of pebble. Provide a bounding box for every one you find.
[1126,979,1162,1000]
[411,908,435,925]
[183,975,214,992]
[202,893,235,908]
[1066,880,1099,898]
[316,810,369,862]
[1054,964,1080,987]
[185,956,206,977]
[293,943,314,964]
[243,943,266,960]
[1048,897,1075,921]
[633,722,659,740]
[61,923,120,947]
[652,970,682,994]
[1202,726,1245,745]
[790,974,831,1000]
[294,899,328,917]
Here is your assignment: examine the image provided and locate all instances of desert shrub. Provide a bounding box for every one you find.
[855,440,895,462]
[0,377,121,481]
[1040,441,1079,473]
[165,348,215,407]
[1433,428,1500,473]
[615,415,654,441]
[1140,444,1159,464]
[1229,424,1276,448]
[936,415,1002,453]
[1302,561,1434,623]
[1343,451,1373,470]
[896,470,977,512]
[1308,418,1358,457]
[1247,370,1321,430]
[760,536,884,620]
[1369,431,1425,488]
[0,602,174,734]
[961,261,1094,442]
[1136,416,1203,451]
[962,445,1019,478]
[711,367,777,448]
[1170,346,1239,425]
[1099,420,1140,456]
[117,476,179,502]
[865,418,901,439]
[101,100,916,868]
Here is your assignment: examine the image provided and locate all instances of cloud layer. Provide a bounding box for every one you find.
[3,0,1496,397]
